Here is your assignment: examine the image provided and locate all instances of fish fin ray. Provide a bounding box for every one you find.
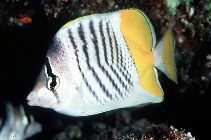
[141,66,164,98]
[154,28,178,83]
[120,9,156,53]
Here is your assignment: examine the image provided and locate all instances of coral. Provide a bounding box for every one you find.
[141,124,195,140]
[166,0,192,14]
[0,0,36,27]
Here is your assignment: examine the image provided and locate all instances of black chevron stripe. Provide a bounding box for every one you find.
[68,29,99,101]
[106,22,114,64]
[78,21,113,100]
[89,20,122,98]
[106,20,133,86]
[99,19,129,92]
[90,20,125,98]
[100,20,109,65]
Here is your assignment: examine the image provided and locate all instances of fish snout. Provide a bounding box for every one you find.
[26,92,37,106]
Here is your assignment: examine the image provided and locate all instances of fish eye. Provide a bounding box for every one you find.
[46,75,60,91]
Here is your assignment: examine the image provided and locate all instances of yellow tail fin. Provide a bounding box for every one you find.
[154,28,178,83]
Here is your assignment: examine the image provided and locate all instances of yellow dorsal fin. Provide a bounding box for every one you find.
[121,9,163,97]
[120,9,155,53]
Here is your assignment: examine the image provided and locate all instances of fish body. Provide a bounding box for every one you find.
[16,17,32,24]
[0,103,42,140]
[27,9,177,116]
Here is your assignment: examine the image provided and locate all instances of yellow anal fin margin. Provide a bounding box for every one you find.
[141,67,163,97]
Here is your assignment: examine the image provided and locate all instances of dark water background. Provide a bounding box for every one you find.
[0,0,211,139]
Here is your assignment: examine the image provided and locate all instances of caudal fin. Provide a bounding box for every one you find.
[153,28,178,83]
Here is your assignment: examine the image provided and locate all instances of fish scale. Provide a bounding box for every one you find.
[68,29,100,102]
[70,15,136,102]
[104,16,134,88]
[100,18,131,93]
[89,19,125,99]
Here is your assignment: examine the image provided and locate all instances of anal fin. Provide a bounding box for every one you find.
[141,66,164,98]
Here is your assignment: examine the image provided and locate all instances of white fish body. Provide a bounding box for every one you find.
[27,9,177,116]
[0,103,42,140]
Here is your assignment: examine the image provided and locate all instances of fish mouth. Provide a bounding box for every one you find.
[26,91,44,107]
[26,91,60,109]
[27,95,49,108]
[27,99,35,106]
[26,93,39,106]
[26,93,32,104]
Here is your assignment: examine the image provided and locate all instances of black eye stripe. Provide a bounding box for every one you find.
[45,57,58,90]
[44,57,56,78]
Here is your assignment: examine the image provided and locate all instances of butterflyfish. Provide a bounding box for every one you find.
[27,9,177,116]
